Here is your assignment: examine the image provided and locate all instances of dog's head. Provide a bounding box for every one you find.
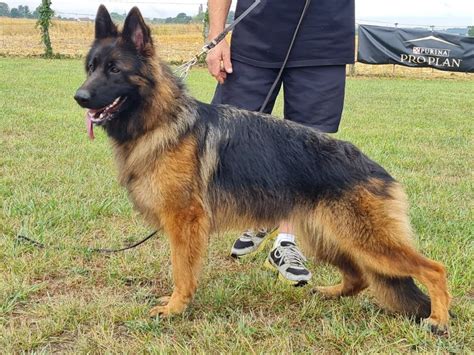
[74,5,157,138]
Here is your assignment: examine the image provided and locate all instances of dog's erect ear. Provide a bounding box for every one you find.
[122,7,153,54]
[95,5,118,39]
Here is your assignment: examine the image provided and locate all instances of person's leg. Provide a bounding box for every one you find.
[265,65,347,285]
[266,220,312,286]
[211,60,281,113]
[276,221,295,244]
[283,65,346,133]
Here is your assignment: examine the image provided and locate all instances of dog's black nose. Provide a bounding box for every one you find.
[74,89,91,106]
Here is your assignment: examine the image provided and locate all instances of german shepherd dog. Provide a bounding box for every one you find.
[74,5,451,333]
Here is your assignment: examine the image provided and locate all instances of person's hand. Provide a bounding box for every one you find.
[206,39,233,84]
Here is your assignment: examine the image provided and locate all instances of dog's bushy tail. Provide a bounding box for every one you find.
[368,272,431,320]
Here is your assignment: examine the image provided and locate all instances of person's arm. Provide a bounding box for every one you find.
[205,0,233,84]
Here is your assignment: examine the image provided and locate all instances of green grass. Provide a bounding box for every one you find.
[1,58,473,353]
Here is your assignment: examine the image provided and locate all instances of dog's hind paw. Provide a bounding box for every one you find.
[422,317,449,336]
[312,285,344,299]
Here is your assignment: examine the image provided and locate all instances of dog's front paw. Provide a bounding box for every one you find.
[149,295,172,317]
[149,304,172,318]
[157,295,171,306]
[149,295,188,318]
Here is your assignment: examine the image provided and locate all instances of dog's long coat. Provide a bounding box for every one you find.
[74,5,451,334]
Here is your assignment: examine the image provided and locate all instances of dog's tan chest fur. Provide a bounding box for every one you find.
[112,134,201,229]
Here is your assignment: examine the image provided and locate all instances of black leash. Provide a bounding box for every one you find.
[15,230,158,254]
[259,0,312,113]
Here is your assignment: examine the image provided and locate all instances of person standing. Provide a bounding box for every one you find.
[206,0,355,285]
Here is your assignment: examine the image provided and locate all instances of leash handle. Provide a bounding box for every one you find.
[175,0,261,80]
[202,0,261,53]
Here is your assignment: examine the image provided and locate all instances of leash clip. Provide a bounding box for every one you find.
[173,0,261,80]
[174,49,207,80]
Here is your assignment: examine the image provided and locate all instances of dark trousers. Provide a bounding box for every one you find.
[212,60,347,133]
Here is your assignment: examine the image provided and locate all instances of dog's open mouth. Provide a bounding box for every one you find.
[85,96,126,139]
[87,96,126,124]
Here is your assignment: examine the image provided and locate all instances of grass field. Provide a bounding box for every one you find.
[0,58,473,353]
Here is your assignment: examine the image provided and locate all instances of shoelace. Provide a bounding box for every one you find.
[241,232,256,241]
[241,228,268,241]
[274,244,307,267]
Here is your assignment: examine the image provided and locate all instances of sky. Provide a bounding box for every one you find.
[4,0,474,27]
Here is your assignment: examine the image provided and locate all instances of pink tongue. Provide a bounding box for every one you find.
[85,111,94,140]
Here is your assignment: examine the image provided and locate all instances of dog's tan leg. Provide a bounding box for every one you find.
[314,182,450,333]
[411,258,451,332]
[346,184,452,333]
[149,201,210,318]
[362,247,450,334]
[315,253,368,298]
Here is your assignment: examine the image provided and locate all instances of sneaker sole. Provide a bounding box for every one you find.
[263,258,308,287]
[230,228,279,259]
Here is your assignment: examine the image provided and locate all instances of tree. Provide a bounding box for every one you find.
[0,2,9,17]
[6,4,36,18]
[36,0,54,57]
[18,5,31,18]
[468,26,474,37]
[110,12,125,22]
[33,5,41,18]
[192,11,205,23]
[202,8,209,41]
[165,12,192,24]
[175,12,192,24]
[10,8,20,18]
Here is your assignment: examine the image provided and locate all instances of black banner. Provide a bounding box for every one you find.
[357,25,474,73]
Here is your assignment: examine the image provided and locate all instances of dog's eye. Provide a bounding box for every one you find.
[88,57,97,74]
[109,62,120,74]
